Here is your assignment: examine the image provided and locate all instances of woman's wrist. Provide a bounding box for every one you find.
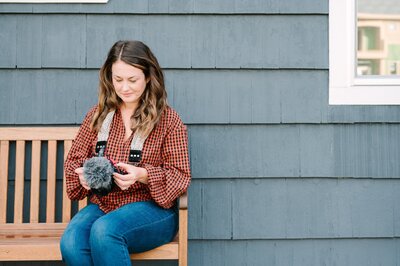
[137,167,149,184]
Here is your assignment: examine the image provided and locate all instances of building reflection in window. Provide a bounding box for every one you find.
[357,0,400,76]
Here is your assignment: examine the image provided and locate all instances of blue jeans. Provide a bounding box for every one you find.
[60,201,178,266]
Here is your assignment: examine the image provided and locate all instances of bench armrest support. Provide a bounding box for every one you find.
[179,192,188,210]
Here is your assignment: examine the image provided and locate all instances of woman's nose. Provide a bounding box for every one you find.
[121,81,130,91]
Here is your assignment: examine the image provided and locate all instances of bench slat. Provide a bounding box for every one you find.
[0,223,67,237]
[0,128,78,141]
[0,240,63,261]
[14,141,25,224]
[0,237,62,243]
[0,141,9,224]
[62,140,72,223]
[0,239,178,261]
[46,141,57,223]
[130,243,178,260]
[30,141,41,223]
[0,223,178,240]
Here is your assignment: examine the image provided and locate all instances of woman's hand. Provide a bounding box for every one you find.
[113,163,149,190]
[75,167,90,190]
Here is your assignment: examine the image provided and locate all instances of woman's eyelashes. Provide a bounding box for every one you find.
[114,79,137,83]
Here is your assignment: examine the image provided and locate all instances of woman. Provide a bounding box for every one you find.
[60,40,191,266]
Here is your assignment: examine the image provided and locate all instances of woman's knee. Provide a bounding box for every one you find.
[60,227,84,261]
[60,231,72,256]
[89,218,124,249]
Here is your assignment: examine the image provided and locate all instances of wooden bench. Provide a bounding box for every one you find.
[0,127,188,265]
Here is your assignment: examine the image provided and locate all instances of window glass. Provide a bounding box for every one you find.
[357,0,400,76]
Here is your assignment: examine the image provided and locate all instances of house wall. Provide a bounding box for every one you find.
[1,0,400,265]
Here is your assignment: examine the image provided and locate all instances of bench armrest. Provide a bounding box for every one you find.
[179,192,188,210]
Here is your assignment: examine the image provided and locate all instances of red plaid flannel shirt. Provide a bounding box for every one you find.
[64,105,191,213]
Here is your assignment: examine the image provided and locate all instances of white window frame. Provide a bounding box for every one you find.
[329,0,400,105]
[0,0,107,2]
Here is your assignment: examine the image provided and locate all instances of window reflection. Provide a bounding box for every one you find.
[357,0,400,76]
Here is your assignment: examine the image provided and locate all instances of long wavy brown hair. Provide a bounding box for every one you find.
[91,40,168,137]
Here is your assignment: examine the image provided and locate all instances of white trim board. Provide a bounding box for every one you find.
[0,0,108,3]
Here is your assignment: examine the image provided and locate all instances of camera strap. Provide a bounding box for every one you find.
[95,109,148,163]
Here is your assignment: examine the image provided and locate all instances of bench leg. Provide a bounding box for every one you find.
[178,208,188,266]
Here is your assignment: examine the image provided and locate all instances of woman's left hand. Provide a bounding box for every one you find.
[113,162,149,190]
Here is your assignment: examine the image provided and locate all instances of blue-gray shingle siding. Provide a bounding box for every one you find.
[1,0,399,265]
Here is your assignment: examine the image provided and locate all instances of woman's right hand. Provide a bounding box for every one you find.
[75,167,90,190]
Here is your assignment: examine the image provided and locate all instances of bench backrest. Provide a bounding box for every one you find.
[0,127,82,225]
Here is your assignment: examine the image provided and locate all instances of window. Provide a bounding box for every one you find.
[329,0,400,105]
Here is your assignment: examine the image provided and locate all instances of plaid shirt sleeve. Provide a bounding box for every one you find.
[141,114,191,209]
[64,106,97,200]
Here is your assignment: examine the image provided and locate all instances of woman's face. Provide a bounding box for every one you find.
[111,60,148,108]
